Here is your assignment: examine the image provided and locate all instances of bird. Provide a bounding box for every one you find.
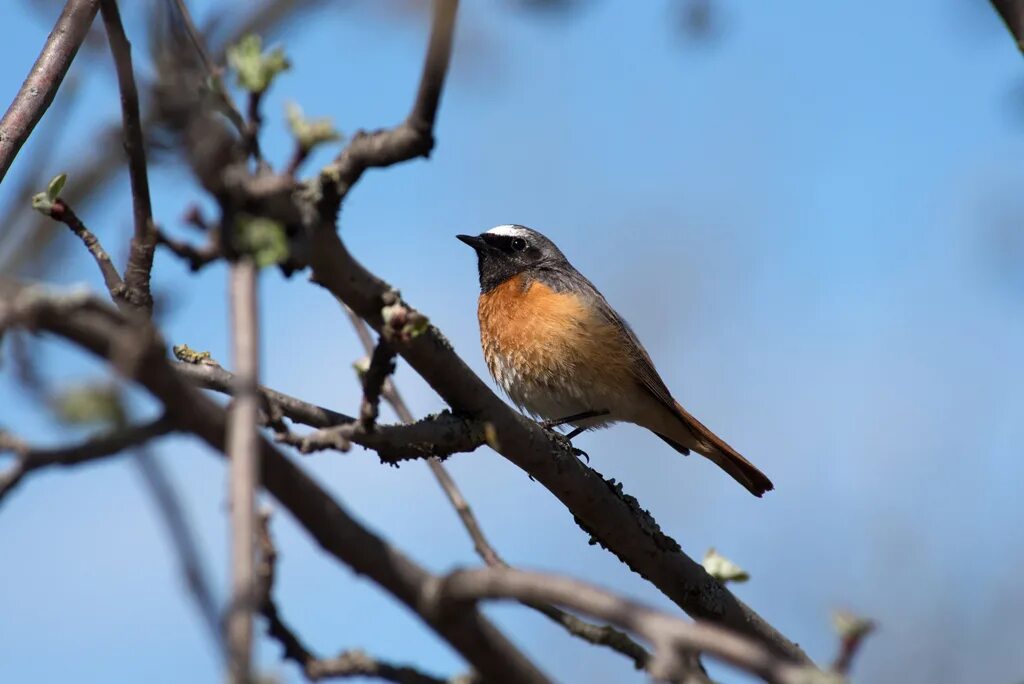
[456,225,774,497]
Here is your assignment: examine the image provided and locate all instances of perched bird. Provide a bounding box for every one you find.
[457,225,773,496]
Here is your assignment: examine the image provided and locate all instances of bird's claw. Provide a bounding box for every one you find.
[572,447,590,463]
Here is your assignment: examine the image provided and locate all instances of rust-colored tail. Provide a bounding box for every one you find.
[656,401,774,497]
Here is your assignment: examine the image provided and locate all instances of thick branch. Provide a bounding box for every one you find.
[432,567,816,684]
[0,286,550,684]
[991,0,1024,52]
[100,0,157,311]
[0,0,99,183]
[341,310,662,676]
[0,416,175,505]
[308,232,809,665]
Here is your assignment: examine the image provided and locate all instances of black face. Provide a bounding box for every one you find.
[456,226,567,293]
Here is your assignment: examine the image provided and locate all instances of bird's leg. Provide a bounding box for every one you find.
[539,409,609,464]
[539,409,610,431]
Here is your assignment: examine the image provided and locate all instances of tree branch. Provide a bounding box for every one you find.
[133,446,225,659]
[320,0,458,213]
[100,0,157,311]
[256,510,470,683]
[991,0,1024,52]
[431,567,819,684]
[226,258,260,684]
[308,231,809,665]
[0,0,99,183]
[0,285,551,684]
[173,360,486,460]
[0,415,175,505]
[45,198,128,308]
[340,310,668,677]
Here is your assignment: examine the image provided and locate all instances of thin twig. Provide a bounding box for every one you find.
[0,416,175,505]
[47,198,128,307]
[320,0,459,212]
[169,0,251,145]
[0,0,100,183]
[155,227,222,271]
[133,447,224,659]
[225,258,260,684]
[99,0,157,312]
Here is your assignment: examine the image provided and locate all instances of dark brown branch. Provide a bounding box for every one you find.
[256,511,467,683]
[155,228,222,271]
[308,232,809,666]
[339,311,668,678]
[432,567,814,684]
[47,199,128,307]
[0,415,175,505]
[0,0,99,183]
[0,286,550,684]
[358,339,397,430]
[226,258,260,684]
[320,0,458,212]
[100,0,157,312]
[991,1,1024,52]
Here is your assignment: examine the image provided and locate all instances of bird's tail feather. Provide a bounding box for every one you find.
[656,401,774,497]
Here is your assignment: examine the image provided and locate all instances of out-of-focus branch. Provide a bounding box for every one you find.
[225,258,260,684]
[155,228,222,272]
[0,416,175,505]
[0,285,550,683]
[991,1,1024,52]
[0,0,99,184]
[340,311,676,679]
[320,0,458,212]
[99,0,157,312]
[133,447,224,658]
[256,510,471,683]
[432,567,819,684]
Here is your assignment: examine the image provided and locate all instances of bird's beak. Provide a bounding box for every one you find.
[456,234,488,251]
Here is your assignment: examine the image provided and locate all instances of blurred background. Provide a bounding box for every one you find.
[1,1,1022,682]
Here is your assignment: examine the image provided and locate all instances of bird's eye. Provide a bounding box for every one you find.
[510,238,527,252]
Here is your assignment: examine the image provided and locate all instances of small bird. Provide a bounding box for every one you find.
[457,225,773,496]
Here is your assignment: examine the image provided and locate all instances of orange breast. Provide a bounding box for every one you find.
[477,275,633,394]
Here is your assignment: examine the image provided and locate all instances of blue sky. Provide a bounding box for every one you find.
[1,1,1023,682]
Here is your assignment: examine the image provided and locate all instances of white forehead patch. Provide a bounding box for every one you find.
[485,224,529,238]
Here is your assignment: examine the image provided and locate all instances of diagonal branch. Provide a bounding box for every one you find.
[44,198,128,308]
[991,0,1024,52]
[340,309,665,676]
[320,0,458,213]
[431,567,818,684]
[0,415,175,505]
[309,231,810,665]
[0,0,100,184]
[256,510,470,683]
[0,285,551,684]
[99,0,157,311]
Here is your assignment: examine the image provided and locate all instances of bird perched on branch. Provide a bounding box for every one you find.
[457,225,773,497]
